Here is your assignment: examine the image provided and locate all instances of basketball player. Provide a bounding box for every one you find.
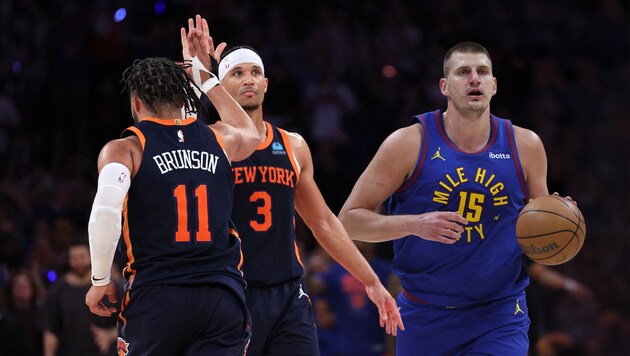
[338,42,568,355]
[84,27,259,355]
[181,16,403,355]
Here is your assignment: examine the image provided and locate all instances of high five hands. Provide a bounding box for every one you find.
[180,14,226,85]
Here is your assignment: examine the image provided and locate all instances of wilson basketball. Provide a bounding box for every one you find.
[516,195,586,266]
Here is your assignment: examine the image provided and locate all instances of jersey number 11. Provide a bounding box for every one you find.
[173,184,211,243]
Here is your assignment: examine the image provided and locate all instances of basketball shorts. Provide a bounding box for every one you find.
[245,277,319,356]
[396,290,530,356]
[118,284,251,356]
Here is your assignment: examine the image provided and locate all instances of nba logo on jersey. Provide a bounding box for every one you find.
[271,142,286,155]
[177,130,185,143]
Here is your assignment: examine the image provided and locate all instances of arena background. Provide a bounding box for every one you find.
[1,0,629,354]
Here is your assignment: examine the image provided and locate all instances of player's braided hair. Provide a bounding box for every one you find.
[120,57,200,115]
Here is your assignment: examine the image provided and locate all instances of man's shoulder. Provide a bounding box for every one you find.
[388,123,423,145]
[271,125,308,154]
[273,125,304,142]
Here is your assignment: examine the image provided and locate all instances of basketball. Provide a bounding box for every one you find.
[516,195,586,266]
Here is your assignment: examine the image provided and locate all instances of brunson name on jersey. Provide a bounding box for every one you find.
[153,150,220,174]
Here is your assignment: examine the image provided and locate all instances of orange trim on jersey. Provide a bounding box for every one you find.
[209,127,226,153]
[257,121,275,150]
[277,127,301,184]
[118,289,130,325]
[294,240,304,268]
[118,311,127,332]
[125,126,146,150]
[142,117,197,126]
[121,196,137,282]
[230,227,246,274]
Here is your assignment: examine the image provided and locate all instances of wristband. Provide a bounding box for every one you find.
[200,73,221,93]
[189,55,212,87]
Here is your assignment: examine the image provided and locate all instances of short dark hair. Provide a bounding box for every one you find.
[443,42,492,77]
[120,57,200,115]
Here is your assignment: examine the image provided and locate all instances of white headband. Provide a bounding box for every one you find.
[218,48,265,80]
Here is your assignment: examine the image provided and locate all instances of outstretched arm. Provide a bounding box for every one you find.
[180,15,218,124]
[181,15,258,161]
[290,132,404,335]
[339,125,467,243]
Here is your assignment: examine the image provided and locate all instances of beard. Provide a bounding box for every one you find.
[241,103,261,112]
[72,265,91,278]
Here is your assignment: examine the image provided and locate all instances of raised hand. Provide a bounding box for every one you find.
[180,15,227,91]
[180,15,226,71]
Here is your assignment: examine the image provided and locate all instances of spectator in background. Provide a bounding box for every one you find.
[0,79,20,174]
[43,239,119,356]
[303,69,357,148]
[310,241,396,356]
[0,268,44,356]
[0,1,629,354]
[525,260,594,356]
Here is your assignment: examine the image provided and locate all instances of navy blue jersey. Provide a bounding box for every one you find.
[121,117,245,298]
[389,110,529,307]
[231,122,303,286]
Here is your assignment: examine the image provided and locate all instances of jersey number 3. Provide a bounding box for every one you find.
[249,191,272,232]
[173,184,211,242]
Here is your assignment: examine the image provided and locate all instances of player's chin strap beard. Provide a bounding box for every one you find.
[241,103,260,113]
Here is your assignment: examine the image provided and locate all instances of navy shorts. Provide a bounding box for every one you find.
[396,291,530,356]
[246,277,319,356]
[118,284,251,356]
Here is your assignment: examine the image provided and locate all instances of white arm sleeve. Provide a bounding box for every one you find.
[88,162,131,286]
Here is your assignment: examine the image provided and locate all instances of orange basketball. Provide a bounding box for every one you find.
[516,195,586,266]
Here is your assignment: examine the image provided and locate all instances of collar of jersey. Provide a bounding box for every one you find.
[257,121,274,150]
[142,117,197,126]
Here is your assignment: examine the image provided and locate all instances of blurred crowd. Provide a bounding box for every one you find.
[1,0,629,355]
